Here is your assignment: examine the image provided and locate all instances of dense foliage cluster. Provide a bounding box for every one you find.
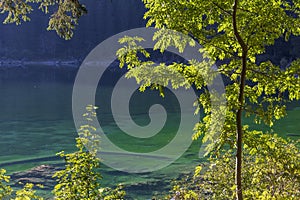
[163,132,300,200]
[0,0,86,39]
[117,0,300,153]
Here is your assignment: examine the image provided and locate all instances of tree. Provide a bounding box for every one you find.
[116,0,300,199]
[52,105,125,200]
[52,105,102,200]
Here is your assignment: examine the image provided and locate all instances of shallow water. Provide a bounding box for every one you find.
[0,79,202,198]
[0,69,299,199]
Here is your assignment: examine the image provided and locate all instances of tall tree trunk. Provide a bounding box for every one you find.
[232,0,248,199]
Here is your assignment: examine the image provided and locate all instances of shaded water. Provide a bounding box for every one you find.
[0,66,299,199]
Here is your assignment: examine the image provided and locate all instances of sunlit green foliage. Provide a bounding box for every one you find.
[98,184,126,200]
[117,0,300,153]
[162,133,300,199]
[198,133,300,199]
[14,183,44,200]
[1,0,300,198]
[116,0,300,198]
[52,138,102,199]
[0,0,87,39]
[52,105,125,200]
[52,105,102,200]
[0,169,12,199]
[0,169,43,200]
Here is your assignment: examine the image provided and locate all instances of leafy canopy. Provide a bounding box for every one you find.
[0,0,87,39]
[117,0,300,155]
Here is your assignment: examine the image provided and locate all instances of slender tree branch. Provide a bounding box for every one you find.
[212,2,232,15]
[237,7,258,16]
[248,68,277,80]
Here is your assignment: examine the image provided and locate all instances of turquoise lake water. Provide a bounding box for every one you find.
[0,76,299,199]
[0,80,203,199]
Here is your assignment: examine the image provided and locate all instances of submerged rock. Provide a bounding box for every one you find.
[10,164,62,190]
